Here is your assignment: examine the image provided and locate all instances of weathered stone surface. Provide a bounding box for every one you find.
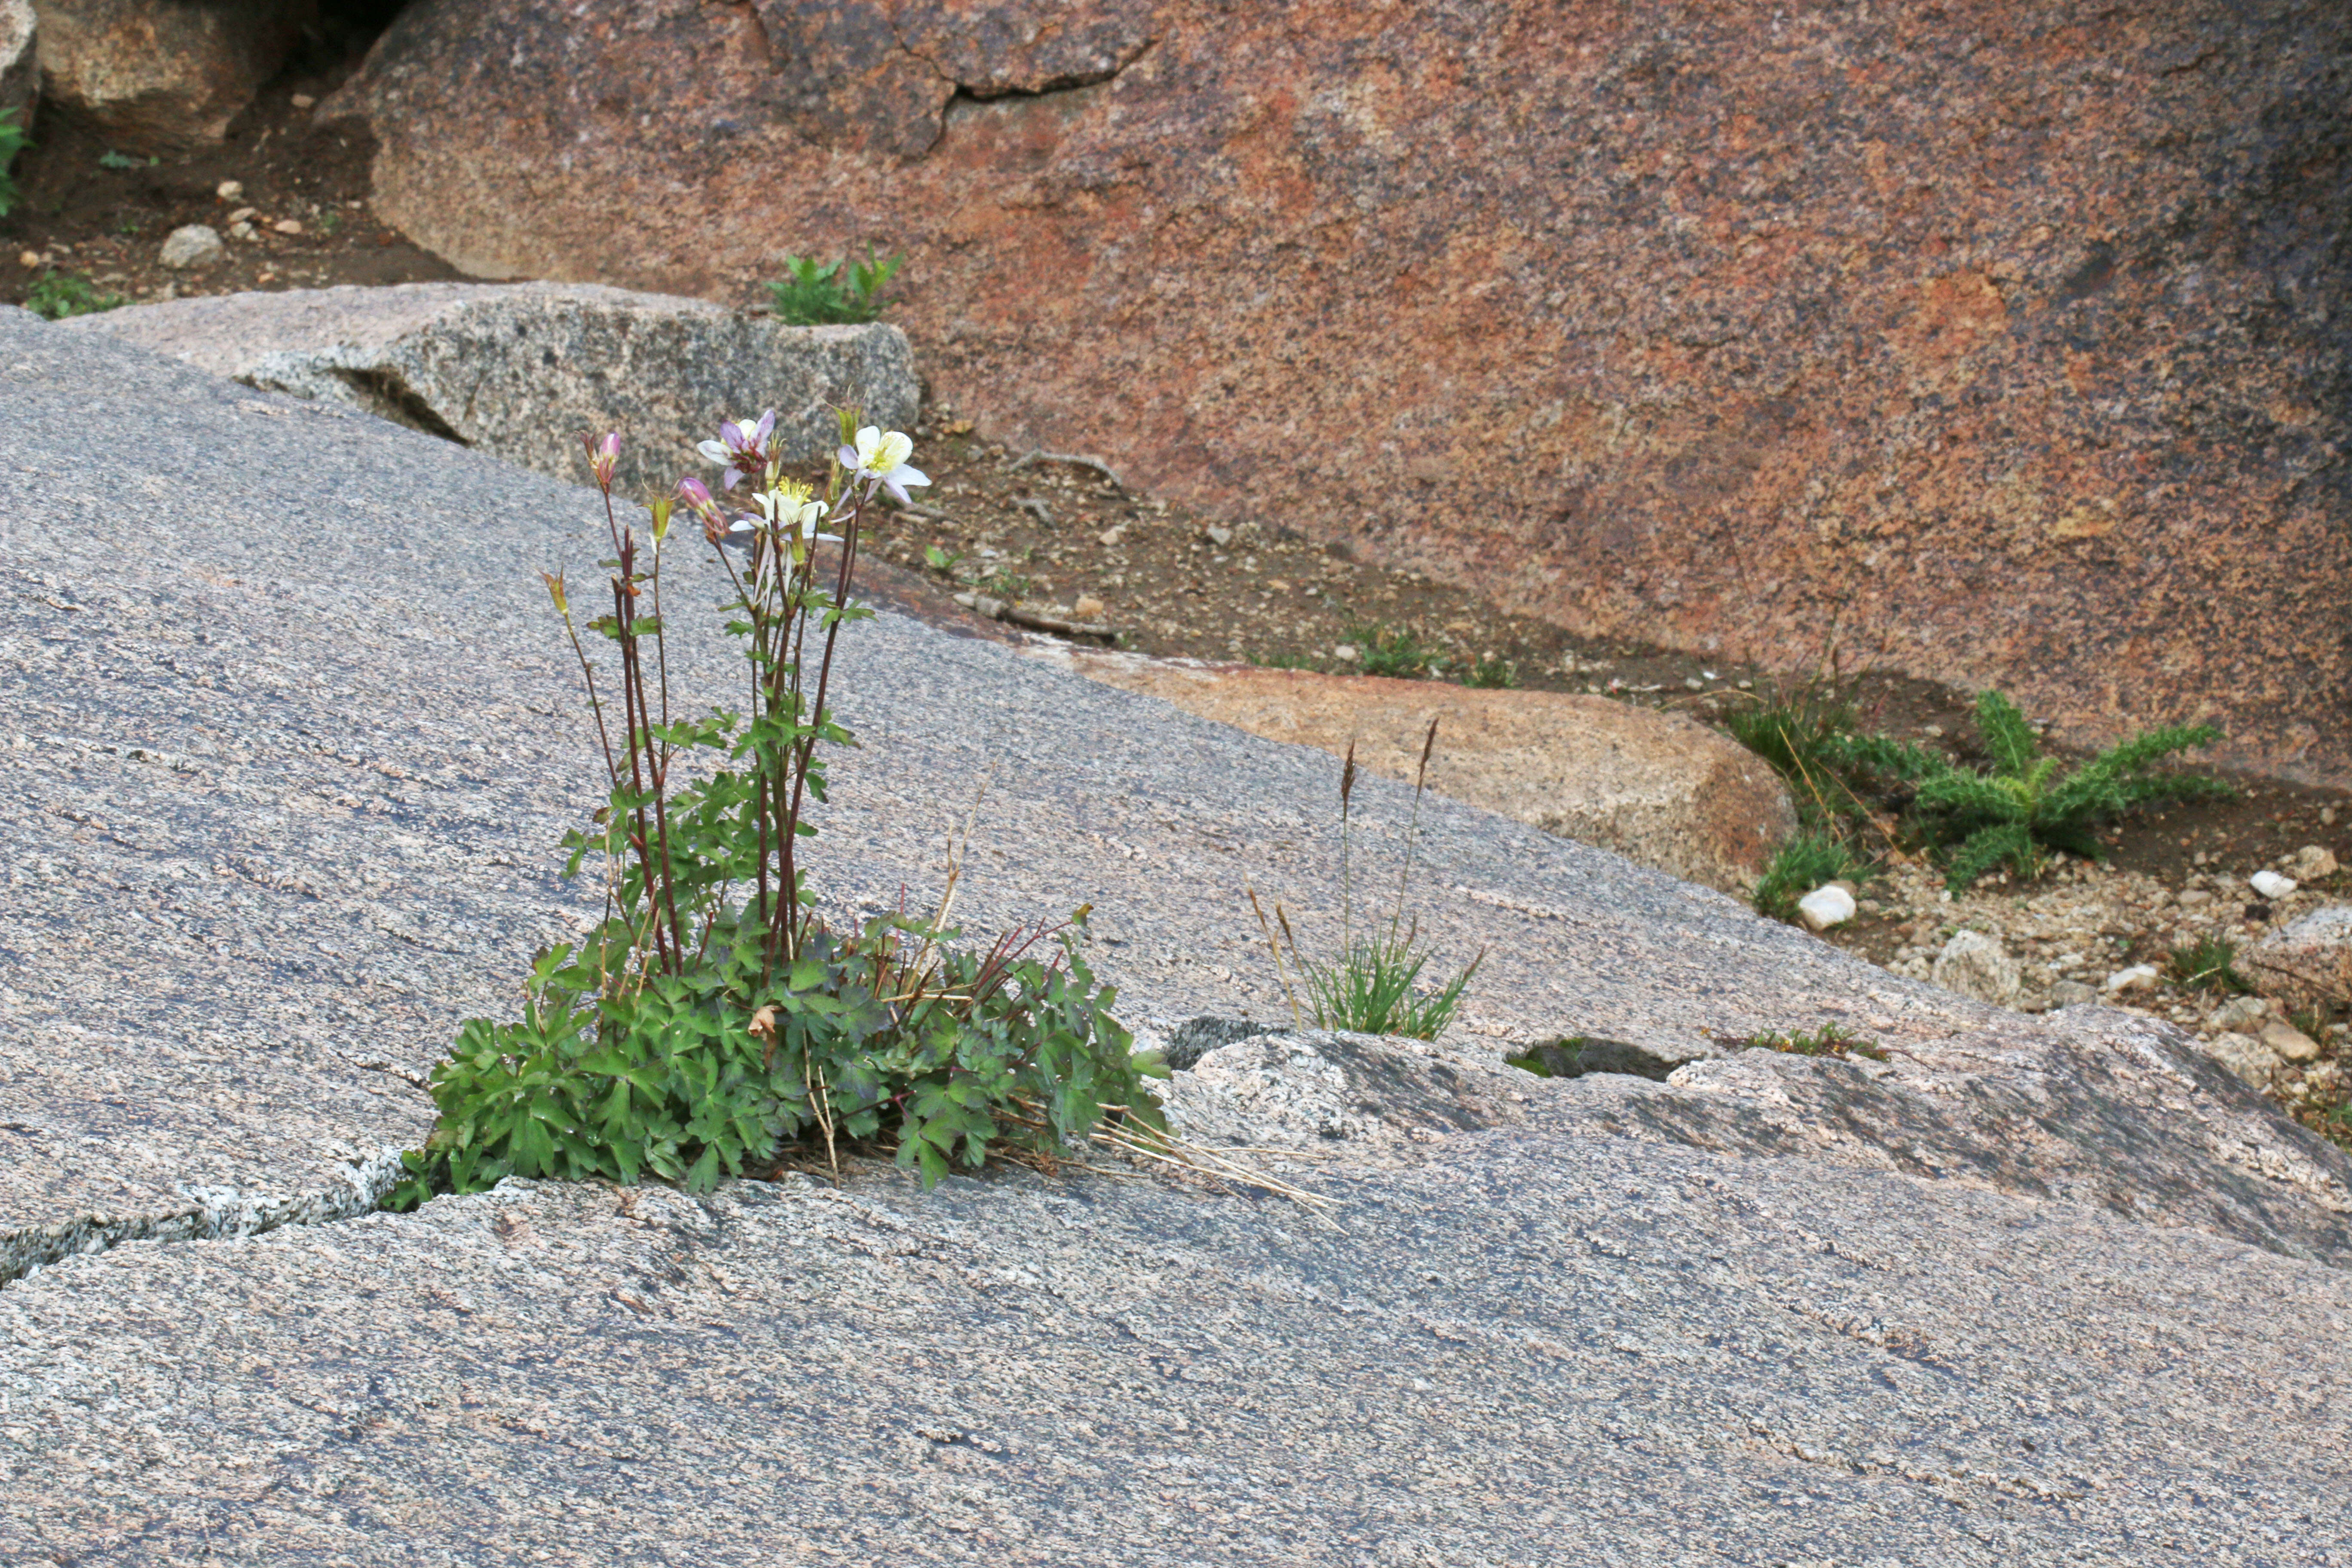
[323,0,2352,784]
[2241,902,2352,1011]
[64,282,919,493]
[1932,929,2023,1009]
[31,0,309,149]
[155,222,222,270]
[2206,1030,2283,1087]
[1016,647,1795,894]
[0,0,34,129]
[6,311,2352,1559]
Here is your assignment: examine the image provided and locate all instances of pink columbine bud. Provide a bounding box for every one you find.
[582,431,621,490]
[677,475,725,542]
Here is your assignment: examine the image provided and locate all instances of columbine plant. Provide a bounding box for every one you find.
[389,408,1165,1205]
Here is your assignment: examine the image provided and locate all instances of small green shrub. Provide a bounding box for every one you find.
[1345,623,1434,679]
[24,271,124,320]
[1461,654,1518,689]
[1252,724,1482,1041]
[388,411,1164,1207]
[766,251,903,325]
[1829,689,2230,891]
[2165,934,2250,995]
[1753,830,1875,923]
[0,109,30,218]
[97,148,156,169]
[1743,1024,1888,1062]
[922,543,965,575]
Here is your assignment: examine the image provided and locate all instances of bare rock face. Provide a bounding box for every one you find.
[324,0,2352,784]
[1017,647,1795,894]
[0,0,35,129]
[64,282,919,492]
[1932,929,2023,1010]
[32,0,311,149]
[2240,903,2352,1012]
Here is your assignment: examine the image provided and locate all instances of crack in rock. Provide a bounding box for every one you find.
[0,1147,408,1288]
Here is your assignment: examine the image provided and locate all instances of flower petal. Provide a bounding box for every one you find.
[697,440,729,464]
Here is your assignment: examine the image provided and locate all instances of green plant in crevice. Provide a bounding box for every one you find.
[1250,722,1484,1041]
[1344,623,1436,679]
[0,107,26,217]
[766,250,903,325]
[386,409,1166,1208]
[23,270,124,320]
[96,148,156,170]
[1461,654,1518,689]
[1828,689,2231,892]
[2165,934,2250,995]
[1752,830,1877,923]
[1742,1023,1888,1062]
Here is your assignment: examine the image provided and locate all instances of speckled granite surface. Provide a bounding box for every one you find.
[1,310,2346,1561]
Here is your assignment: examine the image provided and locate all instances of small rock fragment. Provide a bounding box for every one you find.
[1204,525,1234,547]
[2045,980,2098,1009]
[216,179,244,201]
[2205,1031,2283,1087]
[18,249,39,268]
[2208,994,2272,1032]
[2239,903,2352,1010]
[1796,884,1856,931]
[158,225,225,270]
[291,92,316,110]
[1096,525,1124,547]
[1332,643,1359,663]
[1932,930,2022,1008]
[2260,1018,2321,1063]
[2250,870,2297,900]
[272,217,304,236]
[2103,963,2160,994]
[2285,845,2338,882]
[1072,594,1106,621]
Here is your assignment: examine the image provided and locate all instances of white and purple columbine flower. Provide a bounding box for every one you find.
[837,426,929,506]
[696,410,778,491]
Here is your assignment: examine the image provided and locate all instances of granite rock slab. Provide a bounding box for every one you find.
[62,282,919,493]
[3,305,2349,1268]
[0,1131,2346,1563]
[1015,646,1797,895]
[3,308,2351,1559]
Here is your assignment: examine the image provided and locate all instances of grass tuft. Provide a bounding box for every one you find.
[1752,830,1875,924]
[2165,934,2251,995]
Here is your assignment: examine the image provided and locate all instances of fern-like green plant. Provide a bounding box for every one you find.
[1828,691,2230,891]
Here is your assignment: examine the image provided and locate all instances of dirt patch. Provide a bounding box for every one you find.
[1,27,462,313]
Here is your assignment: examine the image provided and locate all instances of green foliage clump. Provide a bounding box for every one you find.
[96,148,156,170]
[1253,725,1482,1041]
[0,108,27,217]
[766,251,903,325]
[1344,623,1434,679]
[2165,934,2250,995]
[1743,1024,1888,1063]
[1753,830,1876,923]
[1461,654,1518,689]
[1829,689,2230,891]
[23,271,124,320]
[1724,676,1876,828]
[389,411,1163,1208]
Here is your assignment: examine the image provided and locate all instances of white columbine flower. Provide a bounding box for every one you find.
[697,410,777,490]
[837,425,930,505]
